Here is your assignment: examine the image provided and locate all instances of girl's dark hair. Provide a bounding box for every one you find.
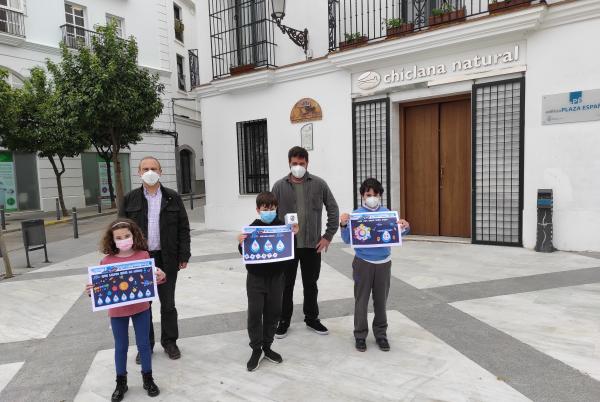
[256,191,278,208]
[100,218,148,255]
[288,146,309,163]
[359,178,384,196]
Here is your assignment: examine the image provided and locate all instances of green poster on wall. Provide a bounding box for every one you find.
[97,156,115,207]
[0,152,17,211]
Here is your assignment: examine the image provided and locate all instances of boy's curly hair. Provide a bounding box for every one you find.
[100,218,148,255]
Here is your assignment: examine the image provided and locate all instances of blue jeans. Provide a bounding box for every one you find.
[111,309,152,375]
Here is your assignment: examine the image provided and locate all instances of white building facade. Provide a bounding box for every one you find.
[194,0,600,252]
[0,0,204,212]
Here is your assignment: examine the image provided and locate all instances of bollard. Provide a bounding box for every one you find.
[97,196,102,214]
[55,198,61,221]
[190,192,194,210]
[0,205,5,230]
[72,207,79,239]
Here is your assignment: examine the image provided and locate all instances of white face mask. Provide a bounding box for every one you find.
[364,196,380,209]
[141,170,160,186]
[290,165,306,179]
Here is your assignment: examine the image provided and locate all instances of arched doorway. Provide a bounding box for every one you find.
[179,149,193,194]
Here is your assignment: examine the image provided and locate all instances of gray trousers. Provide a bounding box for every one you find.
[352,257,391,340]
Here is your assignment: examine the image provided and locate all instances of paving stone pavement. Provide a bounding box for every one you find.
[1,224,600,402]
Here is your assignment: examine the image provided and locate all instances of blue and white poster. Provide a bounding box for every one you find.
[242,225,294,264]
[349,211,402,248]
[88,258,158,312]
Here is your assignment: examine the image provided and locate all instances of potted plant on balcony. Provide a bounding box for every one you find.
[429,2,466,26]
[174,19,184,38]
[339,32,368,51]
[383,18,414,38]
[229,63,256,76]
[489,0,532,15]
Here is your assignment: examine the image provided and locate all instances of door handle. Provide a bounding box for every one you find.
[440,166,444,188]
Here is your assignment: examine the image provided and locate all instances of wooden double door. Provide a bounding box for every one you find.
[401,97,471,237]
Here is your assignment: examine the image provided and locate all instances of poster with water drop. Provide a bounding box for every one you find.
[242,225,295,264]
[349,211,403,248]
[88,258,158,312]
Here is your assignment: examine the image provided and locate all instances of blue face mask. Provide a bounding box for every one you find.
[260,210,277,224]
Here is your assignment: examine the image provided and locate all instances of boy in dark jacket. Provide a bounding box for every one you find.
[238,192,298,371]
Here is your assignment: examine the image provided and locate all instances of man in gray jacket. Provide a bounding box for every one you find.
[272,146,339,337]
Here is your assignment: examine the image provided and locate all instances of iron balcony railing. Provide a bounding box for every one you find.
[329,0,540,51]
[0,7,25,37]
[208,0,277,80]
[60,23,102,49]
[189,49,200,88]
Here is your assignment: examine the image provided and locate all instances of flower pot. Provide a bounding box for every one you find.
[489,0,532,14]
[386,23,415,38]
[230,64,256,76]
[339,36,369,51]
[428,7,466,26]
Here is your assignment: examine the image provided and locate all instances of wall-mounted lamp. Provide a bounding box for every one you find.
[270,0,308,54]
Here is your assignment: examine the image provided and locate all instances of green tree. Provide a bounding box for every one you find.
[48,22,164,206]
[2,67,89,216]
[0,68,18,143]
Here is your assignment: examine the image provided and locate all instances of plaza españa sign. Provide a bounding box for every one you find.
[542,89,600,125]
[354,43,524,93]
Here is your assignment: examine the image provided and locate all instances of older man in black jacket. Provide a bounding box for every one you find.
[119,156,191,361]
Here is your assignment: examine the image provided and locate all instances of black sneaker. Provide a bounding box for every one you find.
[262,347,283,364]
[247,349,262,371]
[274,321,289,339]
[355,338,367,352]
[306,320,329,335]
[376,338,390,352]
[164,343,181,360]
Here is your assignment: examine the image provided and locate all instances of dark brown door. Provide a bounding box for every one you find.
[440,100,471,237]
[404,104,439,235]
[402,97,471,237]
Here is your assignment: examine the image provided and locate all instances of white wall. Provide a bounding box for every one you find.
[37,156,85,211]
[523,17,600,252]
[201,70,354,231]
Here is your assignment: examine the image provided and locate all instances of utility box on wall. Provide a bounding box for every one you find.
[535,189,555,252]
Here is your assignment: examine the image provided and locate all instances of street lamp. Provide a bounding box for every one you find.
[270,0,308,54]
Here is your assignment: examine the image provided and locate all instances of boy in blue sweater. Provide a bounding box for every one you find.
[340,178,410,352]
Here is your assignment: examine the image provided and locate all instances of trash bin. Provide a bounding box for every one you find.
[21,219,49,267]
[535,189,555,252]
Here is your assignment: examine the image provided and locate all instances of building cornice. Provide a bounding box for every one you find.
[541,0,600,29]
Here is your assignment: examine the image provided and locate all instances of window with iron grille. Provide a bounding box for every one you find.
[174,3,184,42]
[188,49,200,88]
[208,0,276,79]
[472,78,525,246]
[237,119,269,194]
[352,99,391,209]
[176,54,185,91]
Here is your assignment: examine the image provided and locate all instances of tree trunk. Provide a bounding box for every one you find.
[110,129,125,207]
[48,155,69,217]
[94,145,116,209]
[0,231,13,279]
[105,159,116,209]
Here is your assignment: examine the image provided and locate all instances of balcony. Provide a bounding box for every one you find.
[60,24,102,49]
[208,0,276,80]
[328,0,540,51]
[0,7,25,45]
[189,49,200,89]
